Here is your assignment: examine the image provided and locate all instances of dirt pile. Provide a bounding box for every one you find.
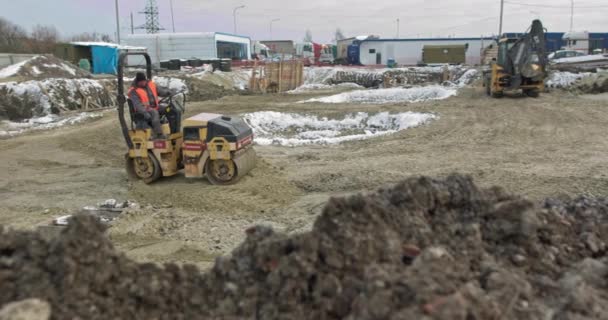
[1,175,608,319]
[571,72,608,94]
[0,78,115,120]
[0,55,91,80]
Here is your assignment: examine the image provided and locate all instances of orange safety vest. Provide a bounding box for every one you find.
[128,81,160,111]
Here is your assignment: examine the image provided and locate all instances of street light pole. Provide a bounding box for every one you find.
[170,0,176,33]
[270,18,280,40]
[233,5,245,34]
[115,0,121,43]
[498,0,504,38]
[570,0,574,32]
[396,18,400,38]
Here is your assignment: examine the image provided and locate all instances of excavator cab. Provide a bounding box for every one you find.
[484,20,547,98]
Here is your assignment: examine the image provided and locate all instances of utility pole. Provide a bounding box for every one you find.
[396,18,400,38]
[170,0,176,32]
[498,0,504,38]
[130,12,134,34]
[233,5,245,34]
[570,0,574,32]
[270,18,280,40]
[115,0,121,43]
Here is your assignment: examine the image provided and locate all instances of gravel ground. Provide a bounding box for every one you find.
[0,86,607,270]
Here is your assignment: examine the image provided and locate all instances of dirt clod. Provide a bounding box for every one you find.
[1,175,608,319]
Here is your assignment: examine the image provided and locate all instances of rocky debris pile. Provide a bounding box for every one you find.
[305,66,470,88]
[0,55,91,80]
[0,78,115,121]
[570,71,608,94]
[1,175,608,319]
[53,199,140,226]
[545,71,591,88]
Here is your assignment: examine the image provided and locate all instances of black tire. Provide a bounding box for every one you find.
[524,89,540,98]
[127,152,162,184]
[491,90,504,98]
[205,159,239,186]
[485,79,492,96]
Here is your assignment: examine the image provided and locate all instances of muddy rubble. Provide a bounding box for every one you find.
[1,175,608,319]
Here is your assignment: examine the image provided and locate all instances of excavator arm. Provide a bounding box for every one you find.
[503,19,547,89]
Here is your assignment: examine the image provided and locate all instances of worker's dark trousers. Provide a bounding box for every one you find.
[147,110,163,135]
[159,104,182,134]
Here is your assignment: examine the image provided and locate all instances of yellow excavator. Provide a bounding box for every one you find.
[117,52,256,185]
[484,20,548,98]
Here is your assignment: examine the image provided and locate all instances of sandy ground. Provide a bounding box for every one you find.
[1,86,607,268]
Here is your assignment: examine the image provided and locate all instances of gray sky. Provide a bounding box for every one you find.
[2,0,607,42]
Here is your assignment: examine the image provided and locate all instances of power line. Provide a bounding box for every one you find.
[504,1,608,9]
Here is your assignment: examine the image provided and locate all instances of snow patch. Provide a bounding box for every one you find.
[288,82,363,94]
[454,69,479,86]
[552,54,608,64]
[546,71,592,88]
[0,112,103,138]
[153,76,189,93]
[243,111,437,146]
[300,85,457,104]
[0,58,34,78]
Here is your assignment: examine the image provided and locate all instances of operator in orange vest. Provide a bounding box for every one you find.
[128,72,181,139]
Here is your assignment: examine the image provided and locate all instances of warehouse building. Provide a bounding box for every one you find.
[123,32,251,66]
[351,37,495,66]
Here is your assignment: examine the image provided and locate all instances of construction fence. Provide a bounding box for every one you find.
[249,60,304,93]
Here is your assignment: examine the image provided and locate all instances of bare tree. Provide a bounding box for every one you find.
[100,34,112,43]
[70,32,111,43]
[71,32,98,42]
[29,24,60,53]
[304,29,313,43]
[0,17,28,53]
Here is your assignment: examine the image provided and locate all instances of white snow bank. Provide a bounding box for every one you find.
[300,85,457,104]
[303,66,464,85]
[0,112,103,138]
[154,76,189,93]
[288,82,363,94]
[0,58,35,78]
[454,69,479,86]
[552,54,608,64]
[214,69,252,90]
[0,78,107,114]
[243,111,437,146]
[546,71,592,88]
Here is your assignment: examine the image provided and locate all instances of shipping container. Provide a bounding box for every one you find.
[422,45,467,64]
[260,40,296,56]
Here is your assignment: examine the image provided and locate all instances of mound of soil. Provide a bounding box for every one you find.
[0,55,91,80]
[572,72,608,94]
[0,78,115,120]
[1,175,608,319]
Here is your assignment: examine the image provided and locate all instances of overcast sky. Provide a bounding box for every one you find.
[2,0,607,42]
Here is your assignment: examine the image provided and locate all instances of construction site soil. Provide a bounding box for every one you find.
[1,85,608,319]
[1,176,608,319]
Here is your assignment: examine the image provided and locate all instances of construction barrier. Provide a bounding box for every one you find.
[249,60,304,93]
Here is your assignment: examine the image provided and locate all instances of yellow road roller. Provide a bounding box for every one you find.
[117,52,256,185]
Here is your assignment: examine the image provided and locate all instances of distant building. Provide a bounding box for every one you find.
[502,32,608,54]
[350,37,494,66]
[123,32,252,66]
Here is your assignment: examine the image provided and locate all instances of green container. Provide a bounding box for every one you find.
[78,59,91,72]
